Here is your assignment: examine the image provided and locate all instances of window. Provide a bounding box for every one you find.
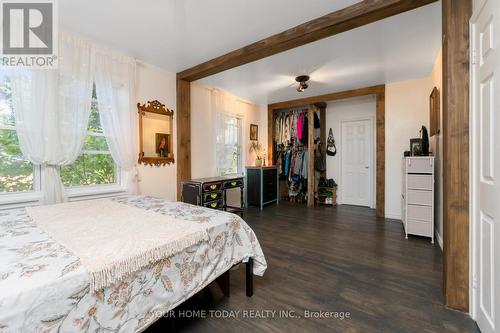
[216,114,242,176]
[60,85,118,187]
[0,76,38,194]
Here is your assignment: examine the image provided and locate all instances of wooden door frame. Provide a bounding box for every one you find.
[267,85,385,217]
[175,0,470,311]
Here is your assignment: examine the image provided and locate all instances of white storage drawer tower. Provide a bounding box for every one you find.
[402,157,435,243]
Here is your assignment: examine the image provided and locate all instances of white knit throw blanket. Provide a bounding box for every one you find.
[26,199,209,292]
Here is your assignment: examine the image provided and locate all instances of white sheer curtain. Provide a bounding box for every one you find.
[94,47,138,193]
[212,88,240,176]
[11,32,94,204]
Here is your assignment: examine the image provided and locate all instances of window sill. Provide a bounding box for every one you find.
[66,184,127,201]
[0,185,128,210]
[0,192,42,210]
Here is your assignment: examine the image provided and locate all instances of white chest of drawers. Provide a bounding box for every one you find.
[402,156,435,243]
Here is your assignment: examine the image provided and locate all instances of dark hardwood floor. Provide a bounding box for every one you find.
[148,203,479,333]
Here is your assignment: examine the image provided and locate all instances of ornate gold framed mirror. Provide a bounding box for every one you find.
[138,100,175,166]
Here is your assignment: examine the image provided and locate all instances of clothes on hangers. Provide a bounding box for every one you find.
[275,111,303,146]
[301,150,308,179]
[297,113,303,143]
[301,113,308,144]
[284,150,290,176]
[273,108,313,200]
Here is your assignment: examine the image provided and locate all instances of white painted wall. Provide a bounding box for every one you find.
[191,82,267,205]
[324,77,433,220]
[429,49,443,249]
[325,96,376,206]
[134,72,268,203]
[473,0,485,11]
[135,62,177,201]
[385,77,432,220]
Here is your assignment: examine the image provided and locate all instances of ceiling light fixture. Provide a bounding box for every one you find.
[295,75,310,92]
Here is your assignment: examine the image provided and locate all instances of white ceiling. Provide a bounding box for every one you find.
[199,2,442,104]
[60,0,441,105]
[60,0,361,72]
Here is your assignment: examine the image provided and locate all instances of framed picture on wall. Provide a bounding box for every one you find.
[250,124,258,141]
[155,133,170,157]
[429,87,440,136]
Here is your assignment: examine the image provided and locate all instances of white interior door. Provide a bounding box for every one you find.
[341,119,373,207]
[471,1,500,332]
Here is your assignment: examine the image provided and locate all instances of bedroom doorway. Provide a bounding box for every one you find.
[340,118,374,208]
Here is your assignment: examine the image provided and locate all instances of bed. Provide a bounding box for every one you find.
[0,195,267,333]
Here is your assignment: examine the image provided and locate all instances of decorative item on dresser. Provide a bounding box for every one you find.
[249,141,263,167]
[246,166,279,210]
[402,156,435,243]
[181,175,244,216]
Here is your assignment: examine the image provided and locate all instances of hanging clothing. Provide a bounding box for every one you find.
[301,114,309,144]
[293,150,304,175]
[276,152,282,174]
[289,150,296,180]
[296,113,303,142]
[280,117,285,144]
[314,112,320,128]
[301,150,308,179]
[284,151,291,176]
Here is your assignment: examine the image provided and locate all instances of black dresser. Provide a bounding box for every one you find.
[181,175,244,215]
[245,166,279,210]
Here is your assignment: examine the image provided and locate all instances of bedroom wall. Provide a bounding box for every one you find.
[385,76,432,220]
[135,62,177,201]
[325,95,376,206]
[323,77,432,220]
[191,82,267,205]
[134,72,268,203]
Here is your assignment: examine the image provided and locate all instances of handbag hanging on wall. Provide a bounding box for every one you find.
[326,128,337,156]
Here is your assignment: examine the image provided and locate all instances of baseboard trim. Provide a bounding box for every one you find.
[435,229,443,250]
[385,213,402,220]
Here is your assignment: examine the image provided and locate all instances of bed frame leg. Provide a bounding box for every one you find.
[246,258,253,297]
[215,269,230,297]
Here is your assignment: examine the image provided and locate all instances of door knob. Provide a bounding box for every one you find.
[365,166,369,169]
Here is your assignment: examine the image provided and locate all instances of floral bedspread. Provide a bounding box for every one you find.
[0,196,266,333]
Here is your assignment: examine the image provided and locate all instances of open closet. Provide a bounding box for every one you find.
[270,103,328,207]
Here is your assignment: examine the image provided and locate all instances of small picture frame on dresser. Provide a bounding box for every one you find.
[410,138,422,156]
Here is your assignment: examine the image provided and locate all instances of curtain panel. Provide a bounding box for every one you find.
[11,32,94,204]
[212,88,237,176]
[94,47,138,194]
[9,32,137,204]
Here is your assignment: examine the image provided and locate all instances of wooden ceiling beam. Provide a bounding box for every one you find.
[268,84,385,110]
[177,0,438,82]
